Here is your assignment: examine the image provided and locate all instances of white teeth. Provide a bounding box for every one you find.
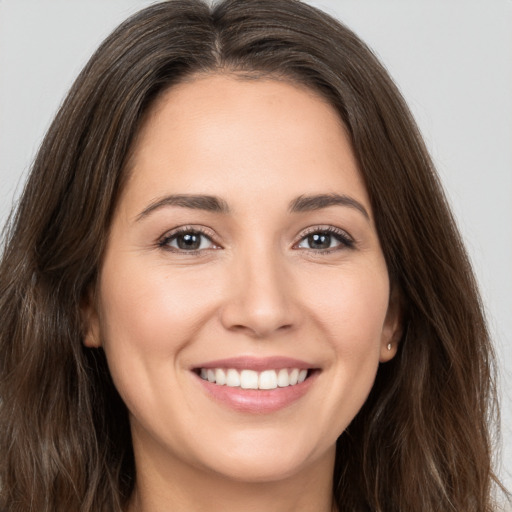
[277,368,289,387]
[259,370,278,390]
[215,368,226,385]
[240,370,259,389]
[199,367,310,389]
[226,369,240,387]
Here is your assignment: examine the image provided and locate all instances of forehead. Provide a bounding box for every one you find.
[120,73,370,217]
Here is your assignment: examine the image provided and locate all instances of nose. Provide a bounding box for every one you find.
[219,247,299,339]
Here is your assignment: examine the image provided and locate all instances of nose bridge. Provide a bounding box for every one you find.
[220,240,296,337]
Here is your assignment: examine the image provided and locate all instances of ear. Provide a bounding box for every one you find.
[80,286,102,348]
[379,284,403,363]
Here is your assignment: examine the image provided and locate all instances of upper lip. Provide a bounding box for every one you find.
[192,356,316,372]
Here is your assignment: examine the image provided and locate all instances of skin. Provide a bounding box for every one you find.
[83,74,401,512]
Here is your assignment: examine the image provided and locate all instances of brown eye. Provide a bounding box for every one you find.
[305,233,332,249]
[161,230,216,251]
[177,233,202,250]
[296,228,354,251]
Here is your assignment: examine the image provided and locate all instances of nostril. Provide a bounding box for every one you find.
[218,275,299,338]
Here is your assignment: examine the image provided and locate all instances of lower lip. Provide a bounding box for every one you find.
[193,371,317,414]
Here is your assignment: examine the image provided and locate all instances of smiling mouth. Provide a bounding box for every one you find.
[196,368,313,390]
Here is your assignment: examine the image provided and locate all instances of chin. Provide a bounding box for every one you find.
[206,453,311,484]
[194,432,330,484]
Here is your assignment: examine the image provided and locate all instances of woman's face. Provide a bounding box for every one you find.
[83,74,400,484]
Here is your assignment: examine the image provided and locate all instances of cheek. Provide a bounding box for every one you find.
[297,259,390,421]
[99,259,218,355]
[96,257,223,415]
[299,259,390,351]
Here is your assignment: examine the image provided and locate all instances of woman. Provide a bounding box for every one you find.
[0,0,507,510]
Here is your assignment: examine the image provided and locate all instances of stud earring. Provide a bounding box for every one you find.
[387,343,392,351]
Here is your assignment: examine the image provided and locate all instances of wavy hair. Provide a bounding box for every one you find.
[0,0,505,510]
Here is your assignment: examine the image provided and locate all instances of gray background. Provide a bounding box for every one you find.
[1,0,511,493]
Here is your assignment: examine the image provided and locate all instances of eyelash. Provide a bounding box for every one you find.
[157,225,355,254]
[158,226,218,253]
[295,225,355,253]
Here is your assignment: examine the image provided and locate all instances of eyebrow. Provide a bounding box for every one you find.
[288,193,370,220]
[135,192,370,222]
[135,194,230,221]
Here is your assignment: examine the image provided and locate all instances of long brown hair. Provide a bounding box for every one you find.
[0,1,505,510]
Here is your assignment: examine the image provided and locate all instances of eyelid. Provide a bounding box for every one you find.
[293,225,355,251]
[157,225,221,251]
[156,224,355,253]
